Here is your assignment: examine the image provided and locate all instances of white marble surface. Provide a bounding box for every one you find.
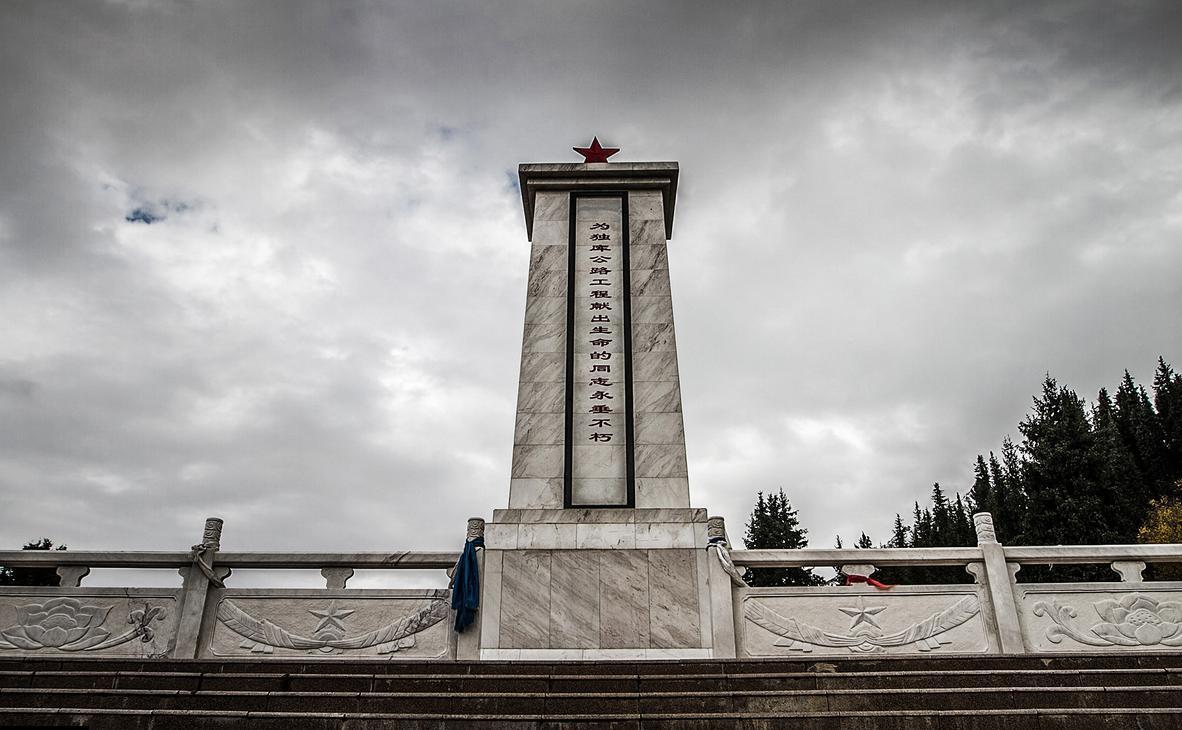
[507,478,563,509]
[635,478,690,509]
[632,352,679,381]
[628,191,664,222]
[635,444,689,478]
[531,219,568,246]
[633,380,682,413]
[648,550,702,648]
[516,382,564,413]
[630,269,670,297]
[631,297,674,325]
[500,550,551,649]
[519,522,576,549]
[480,647,712,661]
[521,323,565,353]
[628,242,668,269]
[523,296,565,324]
[514,413,564,444]
[533,192,569,223]
[635,522,695,549]
[576,523,636,549]
[635,413,686,445]
[518,352,564,383]
[633,322,676,352]
[510,444,564,479]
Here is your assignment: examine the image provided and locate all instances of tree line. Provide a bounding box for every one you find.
[744,357,1182,585]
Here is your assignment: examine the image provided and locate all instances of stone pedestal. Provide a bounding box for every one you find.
[479,160,718,658]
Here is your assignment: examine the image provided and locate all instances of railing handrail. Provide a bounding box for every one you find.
[0,550,462,570]
[729,543,1182,568]
[731,547,980,567]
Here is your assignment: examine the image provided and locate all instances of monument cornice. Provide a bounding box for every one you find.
[518,162,678,241]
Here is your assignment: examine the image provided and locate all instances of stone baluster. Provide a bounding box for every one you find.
[840,563,878,583]
[173,517,227,659]
[704,515,739,659]
[322,568,354,590]
[55,566,90,588]
[1111,561,1145,583]
[971,512,1025,654]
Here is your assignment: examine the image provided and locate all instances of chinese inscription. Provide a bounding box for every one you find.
[571,197,629,505]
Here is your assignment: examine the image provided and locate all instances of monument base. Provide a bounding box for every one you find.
[479,508,718,659]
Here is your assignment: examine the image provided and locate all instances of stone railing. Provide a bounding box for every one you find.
[0,517,481,661]
[713,512,1182,658]
[4,512,1181,661]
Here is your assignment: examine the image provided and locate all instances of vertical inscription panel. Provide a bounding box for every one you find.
[567,195,633,506]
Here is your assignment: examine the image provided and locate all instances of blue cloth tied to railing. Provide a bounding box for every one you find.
[450,536,483,632]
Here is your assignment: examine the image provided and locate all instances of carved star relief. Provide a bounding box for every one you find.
[573,137,619,163]
[309,601,355,633]
[838,596,887,631]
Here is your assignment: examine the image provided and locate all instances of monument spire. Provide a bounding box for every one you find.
[478,147,714,659]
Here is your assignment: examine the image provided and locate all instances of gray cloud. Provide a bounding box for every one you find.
[1,1,1180,572]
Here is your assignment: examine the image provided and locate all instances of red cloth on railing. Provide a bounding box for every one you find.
[843,574,894,589]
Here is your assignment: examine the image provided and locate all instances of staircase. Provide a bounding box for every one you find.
[2,654,1180,728]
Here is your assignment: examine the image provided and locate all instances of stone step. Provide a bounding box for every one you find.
[5,653,1182,675]
[1,684,1180,713]
[3,707,1182,730]
[3,667,1181,692]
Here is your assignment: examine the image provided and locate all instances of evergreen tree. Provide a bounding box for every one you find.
[1152,358,1182,482]
[888,515,909,548]
[1019,376,1109,546]
[741,488,822,586]
[986,451,1011,539]
[1091,387,1146,541]
[1000,437,1028,540]
[855,532,874,549]
[1114,371,1169,498]
[970,455,992,516]
[952,494,972,545]
[930,483,951,544]
[0,539,66,586]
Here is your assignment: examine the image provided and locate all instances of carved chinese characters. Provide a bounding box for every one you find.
[570,197,631,505]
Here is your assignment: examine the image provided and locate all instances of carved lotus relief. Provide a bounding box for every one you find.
[0,597,166,652]
[1035,592,1182,648]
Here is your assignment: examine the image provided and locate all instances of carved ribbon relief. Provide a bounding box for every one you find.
[745,594,980,654]
[215,598,449,655]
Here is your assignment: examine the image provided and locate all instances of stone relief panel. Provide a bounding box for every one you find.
[205,590,450,659]
[0,591,178,657]
[740,588,991,657]
[1018,584,1182,652]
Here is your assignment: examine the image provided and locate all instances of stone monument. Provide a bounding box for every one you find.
[478,141,723,659]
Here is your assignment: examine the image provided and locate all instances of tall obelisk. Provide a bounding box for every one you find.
[479,142,724,659]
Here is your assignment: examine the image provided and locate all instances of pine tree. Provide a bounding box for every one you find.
[855,532,874,549]
[1152,358,1182,482]
[888,514,909,548]
[1091,387,1146,541]
[970,455,992,516]
[742,488,822,586]
[999,436,1027,540]
[930,483,951,544]
[952,494,972,545]
[1114,371,1169,499]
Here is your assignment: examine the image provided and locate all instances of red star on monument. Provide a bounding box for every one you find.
[573,137,620,163]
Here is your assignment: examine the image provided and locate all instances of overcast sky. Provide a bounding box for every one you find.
[2,1,1180,579]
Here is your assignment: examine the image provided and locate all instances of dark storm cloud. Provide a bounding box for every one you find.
[0,0,1179,570]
